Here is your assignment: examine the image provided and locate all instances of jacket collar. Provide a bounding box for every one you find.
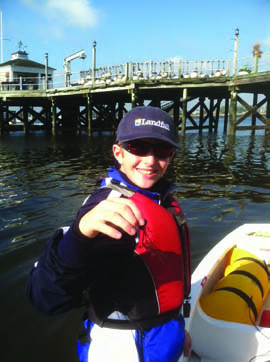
[101,168,175,203]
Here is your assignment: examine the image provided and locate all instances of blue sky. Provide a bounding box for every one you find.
[1,0,270,75]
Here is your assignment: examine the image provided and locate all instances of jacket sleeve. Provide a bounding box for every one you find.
[26,188,111,315]
[26,228,92,315]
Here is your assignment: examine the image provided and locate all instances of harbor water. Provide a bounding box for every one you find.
[0,127,270,362]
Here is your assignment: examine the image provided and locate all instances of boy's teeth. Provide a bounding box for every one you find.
[140,170,153,174]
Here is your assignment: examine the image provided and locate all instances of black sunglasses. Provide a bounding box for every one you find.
[121,140,174,158]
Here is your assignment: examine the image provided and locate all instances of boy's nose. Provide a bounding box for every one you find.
[143,152,156,162]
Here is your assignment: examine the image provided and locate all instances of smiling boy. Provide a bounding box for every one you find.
[27,106,192,362]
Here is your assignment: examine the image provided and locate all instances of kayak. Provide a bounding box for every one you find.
[181,224,270,362]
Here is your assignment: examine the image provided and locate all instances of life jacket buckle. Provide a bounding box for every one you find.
[183,297,191,318]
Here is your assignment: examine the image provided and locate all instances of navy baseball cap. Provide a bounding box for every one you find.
[116,106,180,149]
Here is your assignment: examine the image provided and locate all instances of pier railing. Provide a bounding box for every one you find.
[238,53,270,73]
[1,54,270,91]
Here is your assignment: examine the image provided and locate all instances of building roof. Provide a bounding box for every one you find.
[11,50,29,58]
[0,58,55,70]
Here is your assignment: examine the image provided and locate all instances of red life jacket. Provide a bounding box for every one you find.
[130,191,191,315]
[86,183,191,330]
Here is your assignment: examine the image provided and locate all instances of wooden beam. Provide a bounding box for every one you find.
[181,88,188,135]
[229,89,237,135]
[236,96,267,126]
[23,106,28,134]
[199,97,205,133]
[224,97,229,132]
[252,93,258,133]
[87,94,92,136]
[0,100,3,135]
[131,88,137,108]
[266,93,270,135]
[173,98,180,134]
[215,99,221,132]
[209,98,214,133]
[236,125,267,131]
[51,98,56,135]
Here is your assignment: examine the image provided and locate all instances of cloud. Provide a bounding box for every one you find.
[264,37,270,48]
[168,56,183,62]
[22,0,99,29]
[47,0,99,29]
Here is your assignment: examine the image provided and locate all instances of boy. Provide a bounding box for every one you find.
[26,106,192,361]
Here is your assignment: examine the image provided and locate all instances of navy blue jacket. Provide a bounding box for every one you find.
[26,168,177,316]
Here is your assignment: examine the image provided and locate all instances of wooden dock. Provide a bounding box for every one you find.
[1,70,270,136]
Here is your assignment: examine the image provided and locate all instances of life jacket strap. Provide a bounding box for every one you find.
[103,179,135,197]
[87,300,181,331]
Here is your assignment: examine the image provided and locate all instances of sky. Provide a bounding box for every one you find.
[1,0,270,75]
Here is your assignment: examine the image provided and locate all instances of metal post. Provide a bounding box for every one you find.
[0,10,3,63]
[128,63,133,80]
[92,40,96,83]
[226,59,231,76]
[177,60,182,78]
[64,58,69,87]
[125,63,129,80]
[233,28,239,76]
[45,53,48,90]
[254,54,259,73]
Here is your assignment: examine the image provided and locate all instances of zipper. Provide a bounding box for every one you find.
[139,329,145,362]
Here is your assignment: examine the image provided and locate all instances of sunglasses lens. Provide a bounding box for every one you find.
[124,141,174,158]
[155,147,174,158]
[128,142,150,156]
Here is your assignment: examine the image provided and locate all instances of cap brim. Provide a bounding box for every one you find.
[117,135,181,149]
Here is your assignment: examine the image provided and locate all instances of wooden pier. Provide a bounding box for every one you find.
[1,69,270,136]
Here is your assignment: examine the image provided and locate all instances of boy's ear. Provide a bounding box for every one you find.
[112,144,123,165]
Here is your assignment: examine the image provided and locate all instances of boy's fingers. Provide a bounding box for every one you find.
[94,222,123,239]
[79,197,145,238]
[102,211,137,236]
[105,198,145,227]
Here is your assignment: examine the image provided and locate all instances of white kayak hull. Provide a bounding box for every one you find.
[181,224,270,362]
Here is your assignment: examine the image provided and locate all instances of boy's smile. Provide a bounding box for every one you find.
[113,138,173,189]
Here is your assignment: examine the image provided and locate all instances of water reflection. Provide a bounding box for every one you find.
[170,132,270,198]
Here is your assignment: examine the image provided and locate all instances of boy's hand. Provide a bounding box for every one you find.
[79,197,145,239]
[184,330,192,357]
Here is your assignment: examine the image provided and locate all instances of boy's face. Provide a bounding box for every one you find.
[113,138,173,189]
